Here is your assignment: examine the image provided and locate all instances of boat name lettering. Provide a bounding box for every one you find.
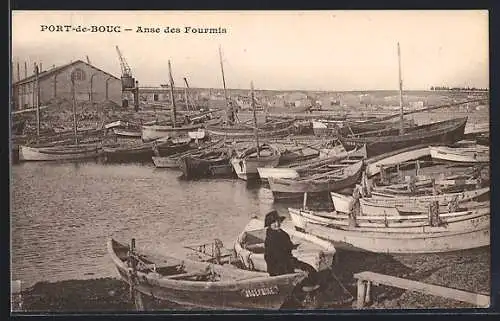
[470,215,488,226]
[241,286,279,298]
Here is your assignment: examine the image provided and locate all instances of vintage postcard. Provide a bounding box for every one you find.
[10,10,490,312]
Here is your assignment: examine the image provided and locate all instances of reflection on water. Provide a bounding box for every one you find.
[11,161,304,287]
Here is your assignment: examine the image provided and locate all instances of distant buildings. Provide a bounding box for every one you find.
[11,60,122,110]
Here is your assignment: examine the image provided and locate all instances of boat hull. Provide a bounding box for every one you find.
[142,118,221,142]
[108,239,307,310]
[113,128,142,138]
[19,144,101,161]
[289,208,490,254]
[234,219,336,273]
[152,156,181,168]
[429,145,489,163]
[360,187,490,216]
[257,168,300,180]
[268,160,363,198]
[365,145,431,177]
[340,117,468,158]
[179,154,232,180]
[330,192,355,213]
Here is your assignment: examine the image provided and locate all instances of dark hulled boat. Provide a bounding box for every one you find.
[178,148,233,180]
[339,117,468,158]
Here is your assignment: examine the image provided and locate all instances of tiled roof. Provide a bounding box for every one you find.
[13,60,120,86]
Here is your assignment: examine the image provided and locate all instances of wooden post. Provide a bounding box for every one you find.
[168,60,177,127]
[365,281,372,304]
[380,165,387,185]
[11,280,23,312]
[134,291,145,311]
[303,192,308,209]
[416,159,421,176]
[356,279,367,308]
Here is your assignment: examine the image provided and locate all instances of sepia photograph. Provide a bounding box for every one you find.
[10,10,490,312]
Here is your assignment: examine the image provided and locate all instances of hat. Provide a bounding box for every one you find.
[264,210,286,227]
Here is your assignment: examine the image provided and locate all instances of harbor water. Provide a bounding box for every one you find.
[11,161,290,288]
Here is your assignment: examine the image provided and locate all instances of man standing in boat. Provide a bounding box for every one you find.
[264,210,319,289]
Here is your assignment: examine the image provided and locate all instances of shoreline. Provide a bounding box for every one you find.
[13,246,490,312]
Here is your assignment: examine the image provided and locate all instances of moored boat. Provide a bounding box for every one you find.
[429,145,489,163]
[358,186,490,216]
[206,119,296,139]
[288,205,490,254]
[268,159,364,200]
[18,143,102,161]
[113,127,142,138]
[152,140,225,169]
[231,144,281,181]
[107,238,309,309]
[234,218,336,273]
[152,137,193,157]
[257,144,367,181]
[102,139,172,163]
[178,148,233,179]
[339,117,468,158]
[364,144,431,177]
[330,192,355,213]
[142,117,221,142]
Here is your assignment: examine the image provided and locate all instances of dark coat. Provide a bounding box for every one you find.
[264,228,295,276]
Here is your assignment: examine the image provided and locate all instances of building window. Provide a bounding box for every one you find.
[71,68,86,81]
[153,94,159,101]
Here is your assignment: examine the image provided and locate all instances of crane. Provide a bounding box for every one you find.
[115,45,138,111]
[115,45,133,78]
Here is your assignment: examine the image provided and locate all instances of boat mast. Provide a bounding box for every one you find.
[397,42,404,135]
[34,63,40,142]
[250,81,260,158]
[219,46,233,125]
[71,70,78,145]
[168,60,177,128]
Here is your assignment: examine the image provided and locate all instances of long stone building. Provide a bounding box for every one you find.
[12,60,122,110]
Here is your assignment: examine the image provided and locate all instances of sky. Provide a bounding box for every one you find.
[11,10,489,91]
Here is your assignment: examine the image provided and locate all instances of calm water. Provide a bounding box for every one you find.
[11,161,299,288]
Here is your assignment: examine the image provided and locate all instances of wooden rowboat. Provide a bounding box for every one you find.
[178,148,233,180]
[257,145,367,181]
[108,238,308,310]
[206,119,296,139]
[268,159,363,200]
[429,145,489,163]
[142,117,221,142]
[18,143,102,161]
[231,144,281,181]
[364,144,431,177]
[234,218,336,273]
[358,186,490,216]
[288,205,490,254]
[152,140,225,169]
